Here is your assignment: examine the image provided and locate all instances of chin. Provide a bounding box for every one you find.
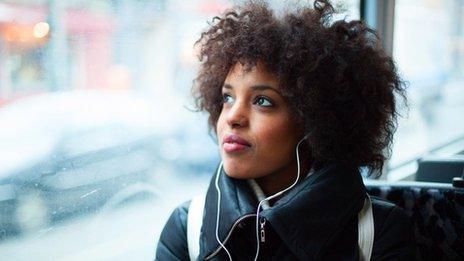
[223,160,254,179]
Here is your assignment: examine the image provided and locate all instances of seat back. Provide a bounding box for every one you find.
[365,180,464,260]
[416,155,464,183]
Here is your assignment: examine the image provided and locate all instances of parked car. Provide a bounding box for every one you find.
[0,89,218,240]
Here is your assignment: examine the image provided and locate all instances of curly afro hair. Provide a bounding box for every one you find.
[193,0,406,176]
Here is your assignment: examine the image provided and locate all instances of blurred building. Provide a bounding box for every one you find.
[0,1,118,105]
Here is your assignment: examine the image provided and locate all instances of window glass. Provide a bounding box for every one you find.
[0,0,358,259]
[389,0,464,179]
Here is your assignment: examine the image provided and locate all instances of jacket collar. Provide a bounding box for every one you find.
[200,163,366,260]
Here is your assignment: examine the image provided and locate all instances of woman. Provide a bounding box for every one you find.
[156,1,415,260]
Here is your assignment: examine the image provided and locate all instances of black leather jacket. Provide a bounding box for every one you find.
[156,164,416,260]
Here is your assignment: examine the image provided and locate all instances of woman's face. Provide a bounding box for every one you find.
[216,62,303,183]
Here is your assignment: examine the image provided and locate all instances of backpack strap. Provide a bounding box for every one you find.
[187,194,206,261]
[358,195,374,261]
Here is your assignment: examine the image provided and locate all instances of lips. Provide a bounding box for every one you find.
[223,134,251,153]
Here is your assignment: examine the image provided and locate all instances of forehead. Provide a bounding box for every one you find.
[225,61,279,87]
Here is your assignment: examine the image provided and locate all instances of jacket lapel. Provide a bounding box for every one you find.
[200,166,257,259]
[260,165,366,259]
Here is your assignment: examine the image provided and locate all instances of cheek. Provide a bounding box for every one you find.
[257,117,297,148]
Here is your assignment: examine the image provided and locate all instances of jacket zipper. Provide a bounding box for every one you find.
[204,214,257,260]
[260,217,266,243]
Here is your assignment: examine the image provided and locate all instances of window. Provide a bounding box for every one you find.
[0,0,359,259]
[388,0,464,180]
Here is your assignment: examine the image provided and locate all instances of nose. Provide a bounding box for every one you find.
[226,100,249,128]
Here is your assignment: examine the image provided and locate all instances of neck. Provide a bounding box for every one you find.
[255,159,310,200]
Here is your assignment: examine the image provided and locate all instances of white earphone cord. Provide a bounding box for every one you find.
[214,136,307,261]
[214,161,233,260]
[253,136,306,261]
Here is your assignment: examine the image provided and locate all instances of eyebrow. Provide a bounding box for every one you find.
[223,83,282,95]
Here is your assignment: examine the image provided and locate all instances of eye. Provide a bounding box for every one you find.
[222,93,234,104]
[254,96,274,107]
